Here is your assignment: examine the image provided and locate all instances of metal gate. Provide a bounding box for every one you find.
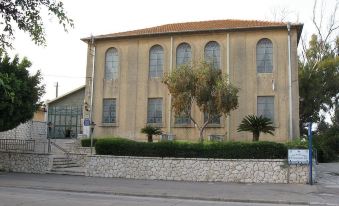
[47,105,83,139]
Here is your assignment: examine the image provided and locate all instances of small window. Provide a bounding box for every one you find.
[176,43,192,68]
[149,45,164,78]
[102,99,116,123]
[256,38,273,73]
[204,41,220,70]
[257,96,274,121]
[147,98,163,124]
[105,48,119,80]
[204,112,221,125]
[175,115,191,125]
[175,107,191,125]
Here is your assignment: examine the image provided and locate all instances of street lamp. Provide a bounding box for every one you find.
[90,121,96,155]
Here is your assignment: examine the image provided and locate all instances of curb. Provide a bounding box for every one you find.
[0,185,309,205]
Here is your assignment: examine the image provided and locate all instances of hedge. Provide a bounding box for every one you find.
[94,138,288,159]
[81,138,97,147]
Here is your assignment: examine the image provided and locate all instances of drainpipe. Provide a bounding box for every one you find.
[226,33,231,141]
[168,36,173,134]
[287,22,293,140]
[89,36,96,133]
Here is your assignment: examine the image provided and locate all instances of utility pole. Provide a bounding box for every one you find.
[55,82,59,98]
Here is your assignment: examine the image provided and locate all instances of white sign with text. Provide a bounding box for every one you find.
[288,149,309,165]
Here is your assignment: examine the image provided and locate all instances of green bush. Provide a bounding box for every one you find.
[95,138,287,159]
[286,134,339,163]
[285,139,308,149]
[81,138,97,147]
[313,133,339,163]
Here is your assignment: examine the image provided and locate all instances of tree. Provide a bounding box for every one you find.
[299,46,339,134]
[0,0,73,49]
[140,125,162,143]
[0,51,45,132]
[298,0,339,135]
[237,115,275,142]
[162,62,239,142]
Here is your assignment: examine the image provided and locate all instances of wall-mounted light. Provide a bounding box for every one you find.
[84,101,90,111]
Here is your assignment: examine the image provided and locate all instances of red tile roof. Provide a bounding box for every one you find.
[82,19,303,41]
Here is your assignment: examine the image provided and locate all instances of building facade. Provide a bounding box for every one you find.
[83,20,302,142]
[47,86,85,139]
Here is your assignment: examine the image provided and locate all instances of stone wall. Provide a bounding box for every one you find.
[68,153,89,167]
[0,121,47,139]
[86,156,310,184]
[0,152,52,173]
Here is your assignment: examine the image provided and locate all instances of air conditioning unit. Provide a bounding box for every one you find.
[160,134,176,141]
[208,134,224,142]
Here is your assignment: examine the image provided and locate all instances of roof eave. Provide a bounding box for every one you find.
[47,85,86,105]
[81,24,304,44]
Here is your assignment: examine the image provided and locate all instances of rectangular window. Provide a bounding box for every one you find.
[147,98,162,124]
[204,112,221,125]
[175,113,191,125]
[102,99,116,123]
[257,96,274,121]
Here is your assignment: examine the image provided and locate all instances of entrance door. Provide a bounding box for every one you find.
[47,105,83,139]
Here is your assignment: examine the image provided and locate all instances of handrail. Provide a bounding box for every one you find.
[50,141,70,156]
[0,139,35,152]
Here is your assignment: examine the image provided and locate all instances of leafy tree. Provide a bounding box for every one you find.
[299,35,339,135]
[163,62,239,142]
[141,125,162,143]
[237,115,275,141]
[0,51,45,132]
[0,0,73,49]
[298,0,339,135]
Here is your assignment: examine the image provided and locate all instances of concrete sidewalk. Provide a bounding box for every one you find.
[0,172,338,205]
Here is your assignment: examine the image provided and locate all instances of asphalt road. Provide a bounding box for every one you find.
[0,187,305,206]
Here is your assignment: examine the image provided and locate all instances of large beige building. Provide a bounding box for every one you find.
[82,19,303,142]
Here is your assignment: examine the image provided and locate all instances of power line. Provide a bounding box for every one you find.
[42,74,87,79]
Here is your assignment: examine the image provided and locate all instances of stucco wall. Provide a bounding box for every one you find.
[84,28,300,141]
[48,87,85,108]
[86,156,309,184]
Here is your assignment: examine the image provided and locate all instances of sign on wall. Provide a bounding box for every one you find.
[288,149,309,165]
[84,118,90,126]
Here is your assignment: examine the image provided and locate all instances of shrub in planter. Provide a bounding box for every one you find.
[95,138,287,159]
[81,138,97,147]
[285,139,308,149]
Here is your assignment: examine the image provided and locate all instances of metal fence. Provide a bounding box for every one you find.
[0,139,35,152]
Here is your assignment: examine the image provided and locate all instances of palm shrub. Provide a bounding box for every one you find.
[237,115,275,141]
[141,125,162,142]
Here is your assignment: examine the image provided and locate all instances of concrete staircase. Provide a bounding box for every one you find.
[47,156,85,176]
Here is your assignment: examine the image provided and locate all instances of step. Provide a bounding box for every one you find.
[52,164,80,169]
[53,157,71,160]
[52,159,77,164]
[52,161,77,165]
[47,167,85,176]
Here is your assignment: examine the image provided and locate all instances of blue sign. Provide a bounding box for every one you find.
[84,118,90,126]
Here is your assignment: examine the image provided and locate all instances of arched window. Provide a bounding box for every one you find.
[105,48,119,80]
[204,41,220,70]
[176,43,192,68]
[256,38,273,73]
[149,45,164,78]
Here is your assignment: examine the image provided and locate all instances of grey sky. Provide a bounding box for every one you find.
[8,0,338,101]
